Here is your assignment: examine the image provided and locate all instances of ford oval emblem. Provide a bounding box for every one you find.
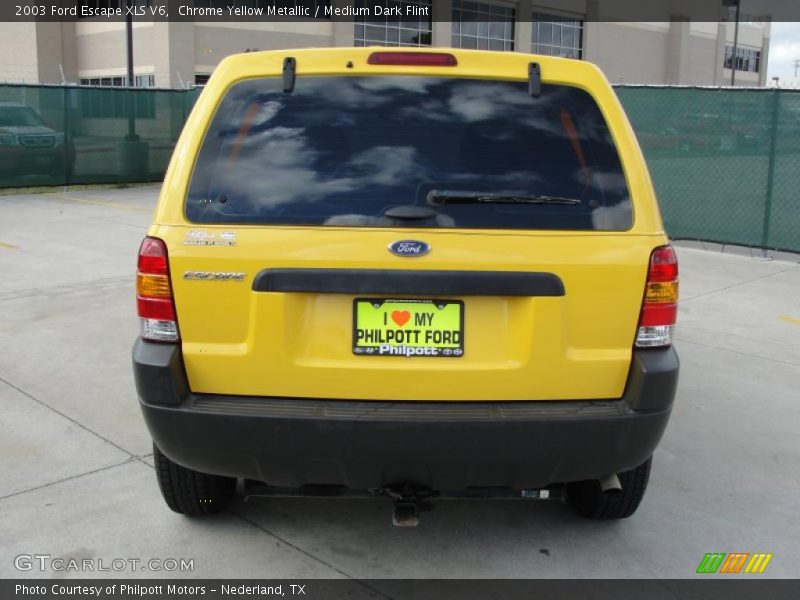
[388,240,430,257]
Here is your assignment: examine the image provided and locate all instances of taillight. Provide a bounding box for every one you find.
[367,52,458,67]
[636,245,678,348]
[136,237,179,342]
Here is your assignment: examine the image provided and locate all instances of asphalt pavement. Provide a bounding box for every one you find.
[1,185,798,580]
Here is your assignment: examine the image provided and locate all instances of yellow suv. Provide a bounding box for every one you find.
[133,48,679,522]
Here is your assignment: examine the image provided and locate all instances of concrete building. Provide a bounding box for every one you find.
[0,0,772,88]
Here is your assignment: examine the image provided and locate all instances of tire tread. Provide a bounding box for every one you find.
[568,456,652,520]
[153,444,235,516]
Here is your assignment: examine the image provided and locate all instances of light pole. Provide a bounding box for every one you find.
[119,0,148,181]
[126,0,134,88]
[125,0,138,142]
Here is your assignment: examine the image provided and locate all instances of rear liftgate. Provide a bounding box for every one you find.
[245,57,560,528]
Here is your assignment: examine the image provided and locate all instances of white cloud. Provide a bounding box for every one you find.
[768,22,800,80]
[208,129,421,210]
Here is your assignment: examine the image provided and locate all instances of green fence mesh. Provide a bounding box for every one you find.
[0,84,797,252]
[0,84,200,188]
[616,86,800,253]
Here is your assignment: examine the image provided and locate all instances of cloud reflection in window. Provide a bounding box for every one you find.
[188,76,632,231]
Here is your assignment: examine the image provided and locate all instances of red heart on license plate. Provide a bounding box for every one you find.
[391,310,411,327]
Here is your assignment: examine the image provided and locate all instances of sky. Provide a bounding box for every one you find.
[768,22,800,80]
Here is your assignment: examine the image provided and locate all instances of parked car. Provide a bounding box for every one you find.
[133,48,679,522]
[635,126,681,152]
[0,102,74,181]
[675,112,763,153]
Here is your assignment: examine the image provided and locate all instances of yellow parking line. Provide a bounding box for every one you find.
[48,193,151,213]
[0,242,19,250]
[780,315,800,326]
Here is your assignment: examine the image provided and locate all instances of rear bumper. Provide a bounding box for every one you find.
[134,340,678,490]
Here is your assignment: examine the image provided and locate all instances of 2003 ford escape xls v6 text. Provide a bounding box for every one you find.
[133,48,679,524]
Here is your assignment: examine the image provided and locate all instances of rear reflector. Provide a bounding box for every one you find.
[136,237,179,343]
[137,296,175,321]
[367,52,458,67]
[636,245,678,348]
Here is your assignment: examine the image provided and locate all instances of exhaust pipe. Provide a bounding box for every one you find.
[599,473,622,494]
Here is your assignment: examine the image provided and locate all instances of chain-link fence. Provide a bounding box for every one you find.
[0,83,797,252]
[0,84,200,189]
[616,86,800,253]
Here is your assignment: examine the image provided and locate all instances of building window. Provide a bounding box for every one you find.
[79,75,153,87]
[195,74,211,87]
[451,1,515,51]
[354,0,433,47]
[531,12,583,58]
[80,77,126,87]
[725,45,761,73]
[78,77,155,119]
[135,74,155,88]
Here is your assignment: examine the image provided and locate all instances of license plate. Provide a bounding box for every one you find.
[352,298,464,358]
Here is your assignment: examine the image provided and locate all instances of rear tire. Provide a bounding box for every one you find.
[567,456,652,520]
[153,444,236,515]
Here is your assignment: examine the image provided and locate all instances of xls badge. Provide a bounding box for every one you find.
[183,230,237,246]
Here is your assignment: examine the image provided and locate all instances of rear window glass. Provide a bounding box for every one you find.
[186,76,632,231]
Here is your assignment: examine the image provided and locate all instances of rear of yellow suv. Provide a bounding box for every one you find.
[133,48,679,521]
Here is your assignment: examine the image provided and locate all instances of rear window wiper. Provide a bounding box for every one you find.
[427,190,582,207]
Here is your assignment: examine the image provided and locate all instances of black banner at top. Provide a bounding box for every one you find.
[3,0,800,23]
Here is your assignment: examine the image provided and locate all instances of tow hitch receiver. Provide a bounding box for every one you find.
[243,481,562,527]
[392,502,420,527]
[371,484,438,528]
[380,485,563,526]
